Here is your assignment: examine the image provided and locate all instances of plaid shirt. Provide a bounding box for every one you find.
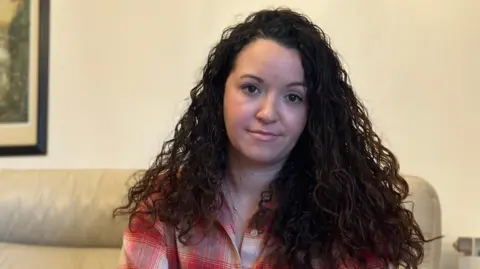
[117,194,385,269]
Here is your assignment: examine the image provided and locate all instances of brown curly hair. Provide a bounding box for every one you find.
[114,7,435,268]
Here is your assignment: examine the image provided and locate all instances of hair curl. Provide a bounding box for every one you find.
[114,7,436,268]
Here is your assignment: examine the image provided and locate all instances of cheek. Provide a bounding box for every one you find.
[223,97,249,134]
[228,109,251,131]
[224,106,242,129]
[284,109,308,137]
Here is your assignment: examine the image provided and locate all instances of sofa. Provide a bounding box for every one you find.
[0,169,442,269]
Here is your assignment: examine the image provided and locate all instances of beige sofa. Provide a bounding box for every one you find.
[0,169,442,269]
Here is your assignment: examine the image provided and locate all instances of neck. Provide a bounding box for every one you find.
[225,150,285,199]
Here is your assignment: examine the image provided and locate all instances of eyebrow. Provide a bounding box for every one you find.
[240,74,305,88]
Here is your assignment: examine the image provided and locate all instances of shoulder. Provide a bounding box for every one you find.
[118,210,176,269]
[127,210,167,241]
[125,169,183,236]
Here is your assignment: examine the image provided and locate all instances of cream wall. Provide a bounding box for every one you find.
[1,0,479,268]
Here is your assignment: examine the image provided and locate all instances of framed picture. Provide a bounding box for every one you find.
[0,0,49,156]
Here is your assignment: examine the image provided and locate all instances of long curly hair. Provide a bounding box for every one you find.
[114,7,433,268]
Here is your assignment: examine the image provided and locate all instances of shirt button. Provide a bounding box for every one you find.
[250,229,258,237]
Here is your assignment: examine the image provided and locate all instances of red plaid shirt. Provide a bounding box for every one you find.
[117,194,385,269]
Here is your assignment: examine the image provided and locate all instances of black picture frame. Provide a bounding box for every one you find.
[0,0,49,156]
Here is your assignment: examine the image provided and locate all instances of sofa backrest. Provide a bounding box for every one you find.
[0,169,137,248]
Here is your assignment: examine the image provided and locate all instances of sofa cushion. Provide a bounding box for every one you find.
[0,242,120,269]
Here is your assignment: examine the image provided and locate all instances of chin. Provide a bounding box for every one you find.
[242,149,285,165]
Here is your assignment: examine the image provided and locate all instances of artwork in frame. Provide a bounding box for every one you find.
[0,0,49,156]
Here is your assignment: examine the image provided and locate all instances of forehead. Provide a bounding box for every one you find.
[232,39,304,82]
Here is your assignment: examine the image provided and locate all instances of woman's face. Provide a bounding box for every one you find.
[223,38,308,166]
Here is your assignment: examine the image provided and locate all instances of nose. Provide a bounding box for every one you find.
[256,94,278,124]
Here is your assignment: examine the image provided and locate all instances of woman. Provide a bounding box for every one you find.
[114,7,429,269]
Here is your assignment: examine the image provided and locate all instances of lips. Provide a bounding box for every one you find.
[248,130,280,141]
[249,130,279,136]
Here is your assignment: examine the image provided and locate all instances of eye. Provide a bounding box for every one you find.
[285,93,303,103]
[241,84,260,95]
